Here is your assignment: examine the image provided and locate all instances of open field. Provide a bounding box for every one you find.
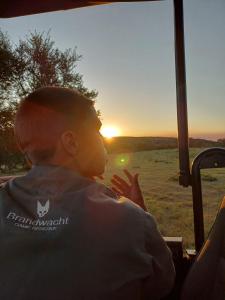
[103,148,225,249]
[1,147,224,249]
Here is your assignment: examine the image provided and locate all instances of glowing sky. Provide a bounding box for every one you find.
[0,0,225,140]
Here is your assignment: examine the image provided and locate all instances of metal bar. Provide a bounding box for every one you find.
[173,0,191,187]
[191,148,225,251]
[191,165,205,251]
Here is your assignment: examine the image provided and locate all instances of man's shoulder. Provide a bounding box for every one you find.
[85,182,150,227]
[86,182,141,210]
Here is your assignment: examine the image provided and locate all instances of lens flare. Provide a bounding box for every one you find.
[115,154,130,167]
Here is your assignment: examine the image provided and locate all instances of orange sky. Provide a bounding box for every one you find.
[1,1,225,141]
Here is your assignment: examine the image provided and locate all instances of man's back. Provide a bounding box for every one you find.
[0,165,175,300]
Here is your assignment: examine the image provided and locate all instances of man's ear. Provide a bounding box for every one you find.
[60,131,79,157]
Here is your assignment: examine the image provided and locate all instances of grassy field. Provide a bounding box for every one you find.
[1,147,224,249]
[103,148,225,249]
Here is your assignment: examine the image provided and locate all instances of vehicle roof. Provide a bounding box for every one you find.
[0,0,163,18]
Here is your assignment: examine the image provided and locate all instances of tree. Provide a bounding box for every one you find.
[0,30,97,104]
[0,31,21,107]
[0,30,98,171]
[0,107,23,172]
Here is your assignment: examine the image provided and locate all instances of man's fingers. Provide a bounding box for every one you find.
[133,173,139,184]
[112,175,130,189]
[123,169,133,184]
[111,187,123,197]
[111,178,129,193]
[123,170,140,186]
[220,196,225,209]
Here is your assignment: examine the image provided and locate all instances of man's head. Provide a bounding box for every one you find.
[15,86,107,177]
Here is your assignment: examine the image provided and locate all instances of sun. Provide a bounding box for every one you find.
[101,126,120,139]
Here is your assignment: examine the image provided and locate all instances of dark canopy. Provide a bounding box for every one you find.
[0,0,162,18]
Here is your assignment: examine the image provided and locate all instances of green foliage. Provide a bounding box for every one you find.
[0,107,25,171]
[0,30,98,103]
[0,31,21,106]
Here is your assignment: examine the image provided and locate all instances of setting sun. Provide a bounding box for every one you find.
[101,126,120,139]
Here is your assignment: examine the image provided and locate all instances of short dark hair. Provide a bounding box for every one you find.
[15,86,94,163]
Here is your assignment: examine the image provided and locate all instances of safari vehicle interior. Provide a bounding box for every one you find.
[1,0,225,299]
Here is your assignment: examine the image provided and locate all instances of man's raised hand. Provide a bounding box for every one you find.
[111,169,147,211]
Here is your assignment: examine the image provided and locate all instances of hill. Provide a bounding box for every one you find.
[104,136,220,153]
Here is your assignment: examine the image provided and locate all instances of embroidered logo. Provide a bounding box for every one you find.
[37,200,50,218]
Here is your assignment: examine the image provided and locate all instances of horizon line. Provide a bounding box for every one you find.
[107,135,225,142]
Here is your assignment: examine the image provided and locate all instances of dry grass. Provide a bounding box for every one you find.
[103,148,225,249]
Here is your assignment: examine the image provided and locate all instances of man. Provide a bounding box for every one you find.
[0,87,175,300]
